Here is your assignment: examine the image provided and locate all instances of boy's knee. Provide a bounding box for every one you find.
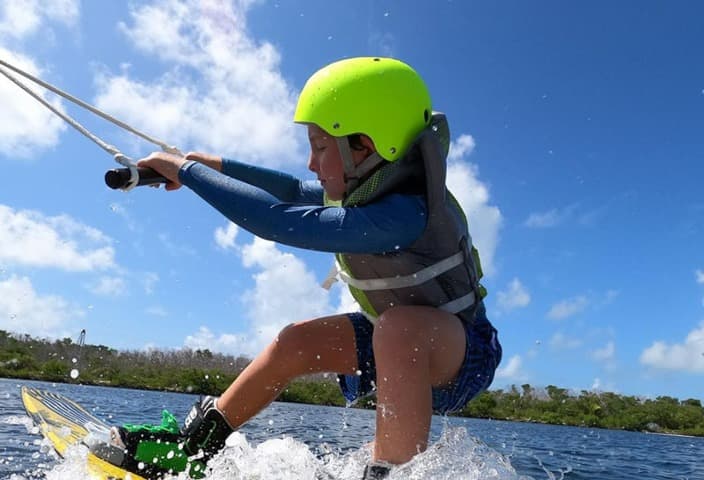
[271,322,308,359]
[373,306,425,354]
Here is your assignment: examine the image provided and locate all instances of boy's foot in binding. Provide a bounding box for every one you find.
[91,396,235,479]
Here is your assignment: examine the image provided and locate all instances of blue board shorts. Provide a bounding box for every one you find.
[337,302,502,415]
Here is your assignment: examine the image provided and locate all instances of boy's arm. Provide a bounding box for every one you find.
[180,161,425,254]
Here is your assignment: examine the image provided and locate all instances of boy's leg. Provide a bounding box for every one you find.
[106,314,359,478]
[371,306,466,465]
[217,314,359,428]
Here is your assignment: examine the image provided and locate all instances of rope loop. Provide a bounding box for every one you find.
[114,153,139,191]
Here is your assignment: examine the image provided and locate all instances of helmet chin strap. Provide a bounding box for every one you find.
[336,136,384,196]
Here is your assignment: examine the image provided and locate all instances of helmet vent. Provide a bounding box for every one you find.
[333,122,340,129]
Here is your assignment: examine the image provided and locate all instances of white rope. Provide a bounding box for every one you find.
[0,65,122,157]
[0,58,181,156]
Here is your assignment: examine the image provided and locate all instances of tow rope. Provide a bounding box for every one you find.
[0,57,176,190]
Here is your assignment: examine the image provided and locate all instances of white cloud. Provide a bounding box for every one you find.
[239,238,332,353]
[88,276,127,297]
[158,232,197,257]
[524,204,579,228]
[333,282,360,316]
[640,322,704,373]
[0,275,82,337]
[142,272,160,295]
[145,305,168,317]
[0,0,79,40]
[590,377,618,393]
[496,277,531,311]
[524,209,561,228]
[696,269,704,284]
[448,134,476,159]
[547,295,589,320]
[215,222,239,250]
[592,341,615,362]
[0,1,80,157]
[184,325,253,356]
[0,49,67,158]
[94,0,299,165]
[495,354,526,382]
[446,135,502,276]
[0,205,116,272]
[591,377,601,391]
[550,332,582,350]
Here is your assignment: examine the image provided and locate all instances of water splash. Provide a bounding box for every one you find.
[32,426,530,480]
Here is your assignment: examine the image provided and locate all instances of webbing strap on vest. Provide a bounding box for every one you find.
[338,251,465,291]
[438,290,476,315]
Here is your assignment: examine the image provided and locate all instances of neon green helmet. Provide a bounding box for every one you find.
[294,57,432,161]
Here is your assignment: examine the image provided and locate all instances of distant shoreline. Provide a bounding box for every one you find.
[2,329,704,438]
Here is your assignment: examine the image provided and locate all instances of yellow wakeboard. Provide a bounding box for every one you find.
[21,386,147,480]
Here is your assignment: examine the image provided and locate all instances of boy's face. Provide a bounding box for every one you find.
[306,124,377,201]
[306,124,347,201]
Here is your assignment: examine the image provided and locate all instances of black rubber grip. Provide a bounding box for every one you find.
[104,167,167,189]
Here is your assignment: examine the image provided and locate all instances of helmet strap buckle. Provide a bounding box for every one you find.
[336,136,384,197]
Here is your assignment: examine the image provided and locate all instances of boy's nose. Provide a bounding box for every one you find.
[307,154,318,173]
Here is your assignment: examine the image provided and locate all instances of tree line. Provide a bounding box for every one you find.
[2,329,703,436]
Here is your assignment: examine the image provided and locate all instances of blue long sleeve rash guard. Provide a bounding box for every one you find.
[178,158,427,254]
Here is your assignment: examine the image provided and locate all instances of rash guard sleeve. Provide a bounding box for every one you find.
[220,157,323,204]
[179,161,427,254]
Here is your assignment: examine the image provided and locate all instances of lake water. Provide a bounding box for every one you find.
[0,378,702,479]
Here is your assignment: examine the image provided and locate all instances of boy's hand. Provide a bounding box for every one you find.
[137,152,187,191]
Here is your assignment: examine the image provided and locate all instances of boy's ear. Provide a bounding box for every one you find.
[360,134,377,154]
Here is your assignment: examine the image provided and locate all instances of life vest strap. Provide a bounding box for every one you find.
[438,290,476,315]
[338,250,465,291]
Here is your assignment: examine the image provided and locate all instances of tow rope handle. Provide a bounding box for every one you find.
[104,167,167,190]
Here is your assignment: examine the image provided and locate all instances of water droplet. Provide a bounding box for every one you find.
[71,358,77,364]
[70,369,79,379]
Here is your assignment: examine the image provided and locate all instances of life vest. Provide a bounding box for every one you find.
[325,113,486,325]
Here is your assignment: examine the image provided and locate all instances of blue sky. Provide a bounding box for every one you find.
[1,0,703,402]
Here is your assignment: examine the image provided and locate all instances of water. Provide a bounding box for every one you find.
[1,378,702,479]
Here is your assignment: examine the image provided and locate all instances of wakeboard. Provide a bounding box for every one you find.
[20,386,147,480]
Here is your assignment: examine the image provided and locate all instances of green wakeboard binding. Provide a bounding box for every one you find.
[91,396,234,479]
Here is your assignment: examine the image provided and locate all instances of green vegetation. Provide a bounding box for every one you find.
[459,384,704,436]
[2,330,703,436]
